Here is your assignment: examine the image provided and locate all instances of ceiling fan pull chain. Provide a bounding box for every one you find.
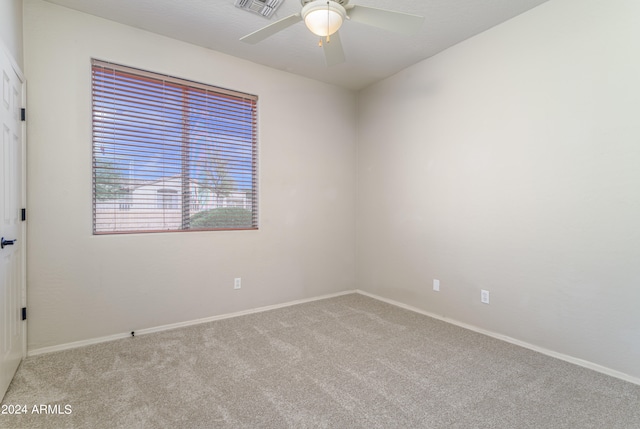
[326,1,331,42]
[321,1,331,48]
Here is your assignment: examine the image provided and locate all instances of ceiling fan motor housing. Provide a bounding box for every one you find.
[301,0,349,5]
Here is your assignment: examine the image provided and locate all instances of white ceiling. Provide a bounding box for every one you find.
[42,0,550,90]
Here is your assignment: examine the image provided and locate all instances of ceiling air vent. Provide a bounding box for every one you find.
[235,0,284,19]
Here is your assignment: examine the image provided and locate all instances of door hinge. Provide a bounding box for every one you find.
[21,307,27,321]
[21,108,26,122]
[21,208,26,221]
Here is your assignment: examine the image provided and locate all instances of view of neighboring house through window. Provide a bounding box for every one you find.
[91,59,258,234]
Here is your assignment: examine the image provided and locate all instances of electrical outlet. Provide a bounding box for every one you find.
[433,279,440,292]
[234,278,241,290]
[481,289,490,304]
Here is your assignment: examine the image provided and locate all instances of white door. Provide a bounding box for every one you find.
[0,45,25,401]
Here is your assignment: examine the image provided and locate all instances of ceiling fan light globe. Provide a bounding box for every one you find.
[305,10,343,36]
[302,0,346,37]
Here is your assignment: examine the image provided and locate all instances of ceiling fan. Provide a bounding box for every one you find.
[240,0,424,66]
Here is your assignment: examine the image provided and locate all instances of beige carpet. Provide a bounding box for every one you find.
[2,294,639,428]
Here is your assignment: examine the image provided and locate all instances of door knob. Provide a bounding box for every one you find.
[1,237,16,249]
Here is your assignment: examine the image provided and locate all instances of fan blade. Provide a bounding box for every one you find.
[323,31,345,67]
[240,14,302,44]
[347,5,424,35]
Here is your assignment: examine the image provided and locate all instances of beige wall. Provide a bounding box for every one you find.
[23,0,356,350]
[356,0,640,380]
[0,0,23,67]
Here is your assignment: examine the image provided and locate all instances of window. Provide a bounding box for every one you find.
[157,189,179,210]
[92,60,258,234]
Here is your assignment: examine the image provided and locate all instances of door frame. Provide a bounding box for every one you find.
[1,38,27,369]
[17,50,26,360]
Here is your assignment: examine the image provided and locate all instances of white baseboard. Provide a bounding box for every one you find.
[27,290,356,357]
[355,289,640,387]
[27,288,640,387]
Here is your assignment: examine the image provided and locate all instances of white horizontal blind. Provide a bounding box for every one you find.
[92,60,258,234]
